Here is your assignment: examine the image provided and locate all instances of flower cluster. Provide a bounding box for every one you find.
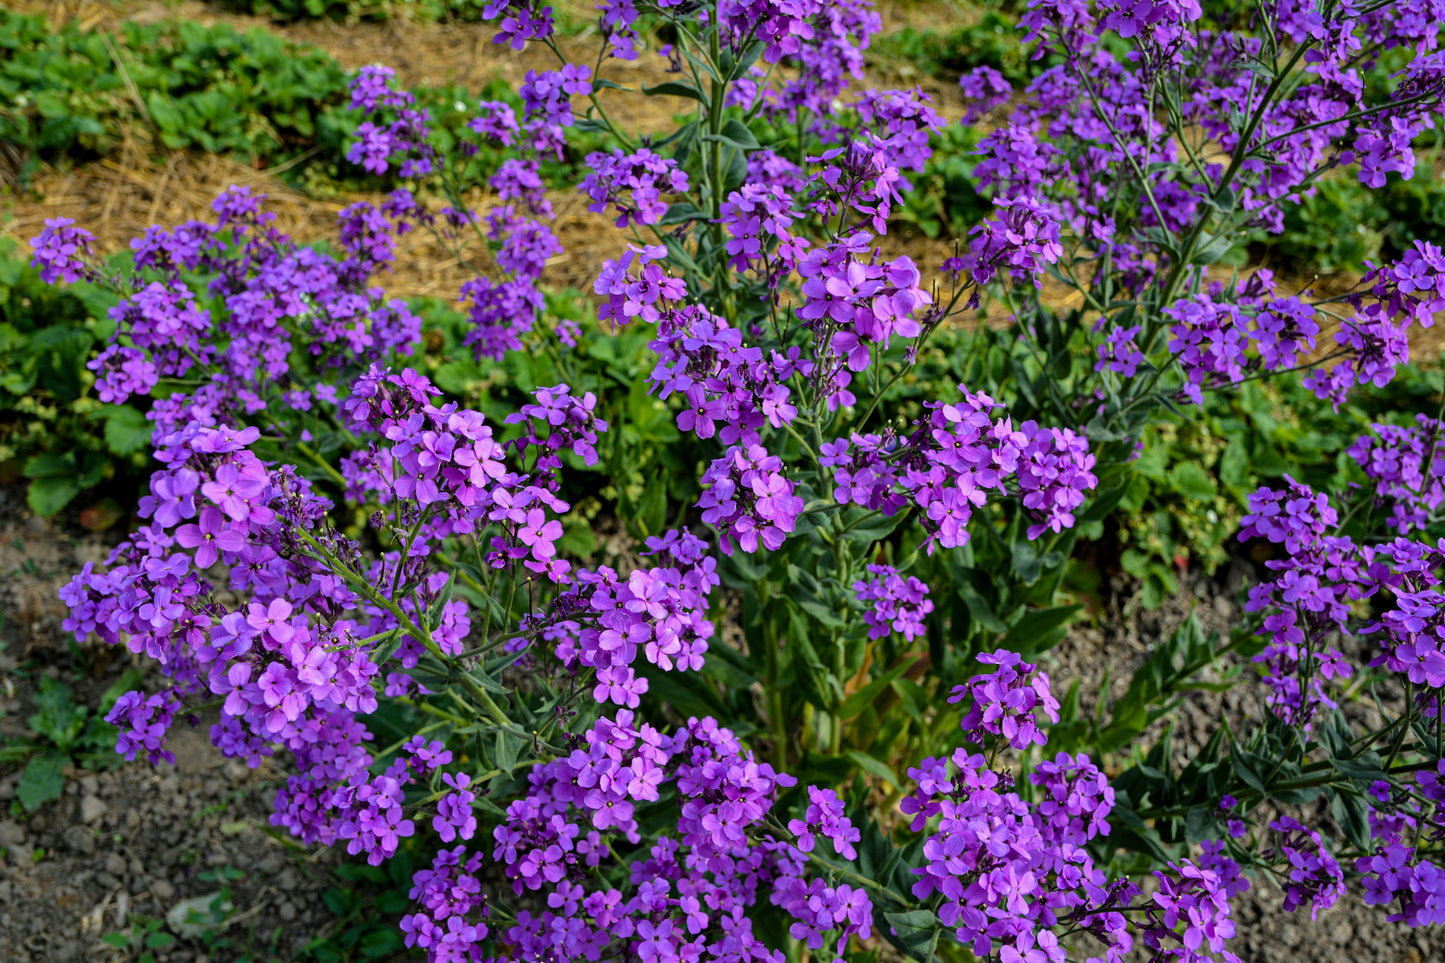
[106,688,183,765]
[29,216,95,284]
[823,386,1097,551]
[698,444,805,556]
[534,527,718,708]
[947,651,1060,750]
[31,185,423,430]
[853,564,933,640]
[1348,416,1445,535]
[1268,817,1346,920]
[578,148,690,227]
[346,65,436,178]
[902,659,1142,962]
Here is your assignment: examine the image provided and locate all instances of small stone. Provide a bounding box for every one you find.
[153,878,176,901]
[278,869,299,891]
[80,795,106,824]
[279,901,297,922]
[69,830,95,856]
[1279,923,1301,948]
[129,857,145,876]
[1328,917,1352,945]
[0,880,11,902]
[96,872,118,889]
[0,822,25,846]
[80,775,99,795]
[105,853,126,877]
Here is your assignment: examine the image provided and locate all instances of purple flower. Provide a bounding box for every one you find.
[29,217,94,283]
[854,564,933,640]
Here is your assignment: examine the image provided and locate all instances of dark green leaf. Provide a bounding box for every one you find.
[642,81,705,102]
[17,752,67,812]
[703,118,760,151]
[100,405,153,456]
[1332,789,1372,852]
[882,909,938,959]
[1169,462,1216,500]
[835,657,917,720]
[845,749,899,788]
[27,475,80,517]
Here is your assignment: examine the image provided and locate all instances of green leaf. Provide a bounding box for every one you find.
[841,509,905,548]
[1169,462,1216,500]
[731,41,766,78]
[999,604,1082,657]
[1332,789,1372,852]
[1231,748,1267,794]
[493,730,518,774]
[145,90,183,132]
[100,405,153,456]
[1191,231,1235,265]
[891,678,926,724]
[635,472,668,538]
[1219,440,1249,492]
[703,118,760,151]
[17,752,67,812]
[835,657,917,720]
[657,203,702,226]
[30,676,85,748]
[845,749,899,788]
[882,909,938,959]
[641,81,705,102]
[27,474,80,516]
[792,589,845,629]
[1184,805,1211,844]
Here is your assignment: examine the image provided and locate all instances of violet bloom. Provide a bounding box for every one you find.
[854,564,933,640]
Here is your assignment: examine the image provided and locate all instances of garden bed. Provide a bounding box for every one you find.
[5,2,1445,962]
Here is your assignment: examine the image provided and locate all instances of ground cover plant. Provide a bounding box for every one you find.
[21,0,1445,961]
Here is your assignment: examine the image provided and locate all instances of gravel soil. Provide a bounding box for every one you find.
[0,488,347,963]
[1046,561,1442,963]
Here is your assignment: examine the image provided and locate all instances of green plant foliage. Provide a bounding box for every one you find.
[4,671,138,811]
[218,0,501,22]
[0,10,592,194]
[0,13,348,175]
[1264,156,1445,276]
[0,238,154,517]
[873,10,1040,83]
[299,859,414,961]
